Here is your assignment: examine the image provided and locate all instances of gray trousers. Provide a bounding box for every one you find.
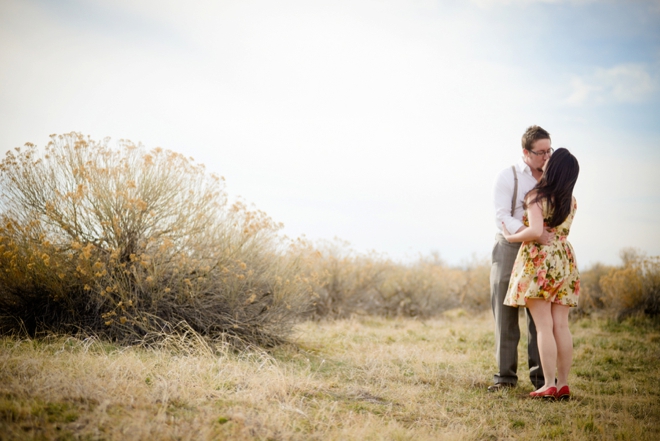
[490,233,544,388]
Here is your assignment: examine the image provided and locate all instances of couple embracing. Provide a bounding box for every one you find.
[489,125,580,400]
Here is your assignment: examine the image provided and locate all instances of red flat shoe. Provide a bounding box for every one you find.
[555,385,570,401]
[530,387,557,400]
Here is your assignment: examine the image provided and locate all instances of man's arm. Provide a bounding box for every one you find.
[538,228,554,245]
[493,168,524,234]
[494,170,554,245]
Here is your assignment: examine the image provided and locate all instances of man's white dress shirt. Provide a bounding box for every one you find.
[493,157,538,234]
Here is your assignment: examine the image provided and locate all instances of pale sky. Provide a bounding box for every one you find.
[1,0,659,267]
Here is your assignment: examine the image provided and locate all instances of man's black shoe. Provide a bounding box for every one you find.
[487,383,515,392]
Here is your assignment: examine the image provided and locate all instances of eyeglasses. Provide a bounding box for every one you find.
[528,147,554,157]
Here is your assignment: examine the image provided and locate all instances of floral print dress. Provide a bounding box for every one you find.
[504,197,580,307]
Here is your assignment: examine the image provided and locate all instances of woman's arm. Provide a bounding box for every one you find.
[502,198,544,243]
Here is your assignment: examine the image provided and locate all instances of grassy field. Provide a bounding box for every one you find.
[1,310,659,440]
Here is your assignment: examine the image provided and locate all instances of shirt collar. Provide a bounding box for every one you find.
[517,157,533,176]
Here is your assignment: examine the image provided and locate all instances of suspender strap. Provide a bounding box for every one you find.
[511,165,518,216]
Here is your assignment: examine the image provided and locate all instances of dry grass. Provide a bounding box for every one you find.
[1,311,658,440]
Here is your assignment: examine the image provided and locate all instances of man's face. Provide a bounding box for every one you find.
[524,138,552,172]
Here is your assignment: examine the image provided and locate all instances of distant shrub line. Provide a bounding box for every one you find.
[1,134,657,348]
[299,242,490,319]
[578,249,660,319]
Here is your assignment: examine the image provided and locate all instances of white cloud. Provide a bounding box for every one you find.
[565,78,599,106]
[0,0,542,262]
[566,63,658,105]
[1,0,659,266]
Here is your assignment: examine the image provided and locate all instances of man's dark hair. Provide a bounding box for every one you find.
[521,125,551,151]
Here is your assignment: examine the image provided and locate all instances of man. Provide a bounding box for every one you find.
[488,125,554,392]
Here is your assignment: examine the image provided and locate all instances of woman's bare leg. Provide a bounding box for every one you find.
[551,303,572,389]
[526,299,555,391]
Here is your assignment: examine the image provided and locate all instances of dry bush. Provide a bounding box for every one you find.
[295,239,387,318]
[454,255,491,311]
[575,262,613,315]
[599,249,660,319]
[0,133,313,347]
[374,258,461,317]
[299,241,490,319]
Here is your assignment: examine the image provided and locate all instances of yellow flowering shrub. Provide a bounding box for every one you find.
[0,133,312,347]
[574,262,613,315]
[599,249,660,319]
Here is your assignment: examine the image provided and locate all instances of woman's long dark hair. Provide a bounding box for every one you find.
[526,147,580,228]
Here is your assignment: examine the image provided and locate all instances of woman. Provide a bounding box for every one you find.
[502,147,580,401]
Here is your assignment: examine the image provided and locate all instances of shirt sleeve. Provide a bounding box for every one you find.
[493,168,524,234]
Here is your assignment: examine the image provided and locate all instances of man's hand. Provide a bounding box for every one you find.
[537,229,555,246]
[501,223,511,241]
[502,223,518,243]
